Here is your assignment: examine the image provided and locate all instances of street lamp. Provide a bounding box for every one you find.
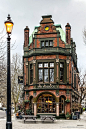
[4,14,14,129]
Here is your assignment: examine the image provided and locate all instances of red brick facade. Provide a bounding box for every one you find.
[23,15,80,118]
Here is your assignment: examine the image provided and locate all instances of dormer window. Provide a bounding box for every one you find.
[49,40,53,46]
[41,41,44,47]
[41,40,53,48]
[45,41,48,47]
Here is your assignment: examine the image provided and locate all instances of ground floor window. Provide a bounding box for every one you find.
[59,95,66,114]
[37,93,56,113]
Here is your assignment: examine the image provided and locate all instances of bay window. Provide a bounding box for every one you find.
[38,62,54,83]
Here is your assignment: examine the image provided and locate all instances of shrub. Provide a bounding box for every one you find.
[65,112,71,118]
[26,109,32,115]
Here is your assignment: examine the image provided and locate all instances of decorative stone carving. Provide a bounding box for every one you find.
[25,62,28,66]
[56,59,59,63]
[66,59,70,64]
[33,60,36,64]
[38,84,42,88]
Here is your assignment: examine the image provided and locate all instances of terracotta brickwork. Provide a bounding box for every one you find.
[36,33,57,39]
[28,57,33,61]
[53,38,57,47]
[36,55,56,60]
[59,55,67,60]
[24,26,29,47]
[59,38,65,48]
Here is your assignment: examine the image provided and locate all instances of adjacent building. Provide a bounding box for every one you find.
[23,15,80,118]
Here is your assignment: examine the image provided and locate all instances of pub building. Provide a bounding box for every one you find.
[23,15,80,118]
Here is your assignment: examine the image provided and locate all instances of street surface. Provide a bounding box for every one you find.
[0,110,13,119]
[0,112,86,129]
[0,110,6,118]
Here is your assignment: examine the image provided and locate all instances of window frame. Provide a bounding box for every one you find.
[38,61,55,83]
[59,60,67,83]
[30,63,33,84]
[41,40,53,48]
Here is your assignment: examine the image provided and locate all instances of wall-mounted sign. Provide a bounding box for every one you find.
[18,76,23,84]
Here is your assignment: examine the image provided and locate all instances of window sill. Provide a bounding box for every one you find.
[38,82,55,84]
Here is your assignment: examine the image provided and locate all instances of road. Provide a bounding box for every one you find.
[0,110,14,118]
[0,110,6,118]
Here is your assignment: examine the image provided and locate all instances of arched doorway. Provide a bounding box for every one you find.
[37,93,56,113]
[59,95,66,114]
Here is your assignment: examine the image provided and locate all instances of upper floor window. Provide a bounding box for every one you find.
[38,62,54,83]
[60,62,64,82]
[30,64,33,84]
[41,40,53,48]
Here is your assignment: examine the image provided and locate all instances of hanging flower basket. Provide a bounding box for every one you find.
[65,99,70,103]
[24,100,29,103]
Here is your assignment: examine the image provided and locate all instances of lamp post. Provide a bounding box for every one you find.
[4,14,14,129]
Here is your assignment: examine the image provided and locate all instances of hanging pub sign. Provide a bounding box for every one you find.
[18,76,23,84]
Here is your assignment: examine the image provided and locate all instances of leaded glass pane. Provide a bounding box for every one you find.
[41,41,44,47]
[39,69,43,82]
[38,63,43,68]
[50,69,54,82]
[50,63,54,67]
[60,63,63,68]
[60,63,64,82]
[44,69,48,82]
[49,40,53,46]
[37,94,56,113]
[44,63,48,67]
[45,41,48,46]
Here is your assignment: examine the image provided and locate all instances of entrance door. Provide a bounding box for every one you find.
[59,96,65,114]
[37,93,56,113]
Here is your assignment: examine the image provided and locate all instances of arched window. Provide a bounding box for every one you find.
[37,93,56,113]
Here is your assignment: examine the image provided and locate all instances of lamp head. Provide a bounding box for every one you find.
[4,14,14,34]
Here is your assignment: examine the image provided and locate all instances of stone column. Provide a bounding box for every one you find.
[56,58,59,83]
[34,103,37,116]
[56,103,59,116]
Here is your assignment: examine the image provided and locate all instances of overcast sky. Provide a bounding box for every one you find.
[0,0,86,73]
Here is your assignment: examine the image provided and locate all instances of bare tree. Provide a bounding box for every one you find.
[0,29,17,108]
[11,54,23,112]
[83,28,86,44]
[79,72,86,109]
[0,30,7,107]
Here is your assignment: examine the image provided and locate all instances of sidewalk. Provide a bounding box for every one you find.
[0,113,86,129]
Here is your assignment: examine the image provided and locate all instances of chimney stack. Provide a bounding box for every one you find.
[65,23,71,44]
[24,26,29,47]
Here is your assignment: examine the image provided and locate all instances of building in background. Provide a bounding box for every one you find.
[23,15,80,118]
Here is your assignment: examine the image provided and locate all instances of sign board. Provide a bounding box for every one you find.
[18,76,23,84]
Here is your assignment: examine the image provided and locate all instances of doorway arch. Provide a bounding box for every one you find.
[37,92,56,113]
